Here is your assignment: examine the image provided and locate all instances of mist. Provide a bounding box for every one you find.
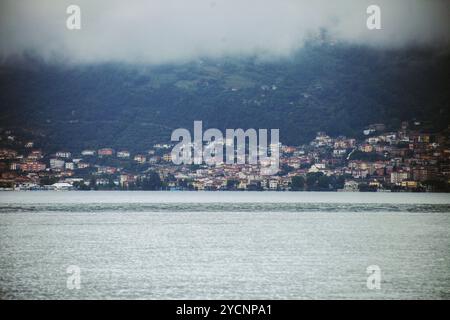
[1,0,449,64]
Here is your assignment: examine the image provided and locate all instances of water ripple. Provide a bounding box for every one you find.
[1,202,450,213]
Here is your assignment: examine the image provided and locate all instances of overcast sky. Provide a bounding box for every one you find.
[1,0,449,64]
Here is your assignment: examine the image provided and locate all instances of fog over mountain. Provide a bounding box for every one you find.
[1,0,449,64]
[0,1,449,151]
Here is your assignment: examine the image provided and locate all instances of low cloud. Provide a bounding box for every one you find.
[1,0,449,64]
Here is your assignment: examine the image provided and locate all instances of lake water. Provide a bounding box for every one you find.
[0,191,449,299]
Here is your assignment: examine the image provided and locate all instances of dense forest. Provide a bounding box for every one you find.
[0,42,449,152]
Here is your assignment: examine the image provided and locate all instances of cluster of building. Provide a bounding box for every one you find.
[1,121,449,192]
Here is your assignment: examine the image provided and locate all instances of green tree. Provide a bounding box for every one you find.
[306,172,323,190]
[291,176,305,191]
[73,181,90,190]
[89,177,98,190]
[39,176,58,186]
[140,171,162,190]
[318,175,331,190]
[226,179,239,190]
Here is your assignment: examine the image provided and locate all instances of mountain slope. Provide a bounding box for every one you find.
[0,43,449,152]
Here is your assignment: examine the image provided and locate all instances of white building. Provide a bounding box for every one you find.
[65,162,75,170]
[343,180,359,192]
[269,179,278,190]
[391,172,409,184]
[77,162,89,169]
[56,151,72,158]
[50,158,65,169]
[117,151,130,158]
[134,154,146,164]
[81,150,96,156]
[51,182,73,190]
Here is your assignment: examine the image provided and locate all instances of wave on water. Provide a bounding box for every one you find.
[1,202,450,213]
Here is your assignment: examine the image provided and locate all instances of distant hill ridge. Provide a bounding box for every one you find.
[0,42,449,152]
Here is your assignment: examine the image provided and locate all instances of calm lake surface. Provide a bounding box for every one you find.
[0,191,449,299]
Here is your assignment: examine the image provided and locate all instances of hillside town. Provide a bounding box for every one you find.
[1,121,450,192]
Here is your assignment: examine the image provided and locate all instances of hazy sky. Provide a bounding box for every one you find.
[1,0,449,64]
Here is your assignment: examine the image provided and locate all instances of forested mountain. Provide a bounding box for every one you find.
[0,42,449,152]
